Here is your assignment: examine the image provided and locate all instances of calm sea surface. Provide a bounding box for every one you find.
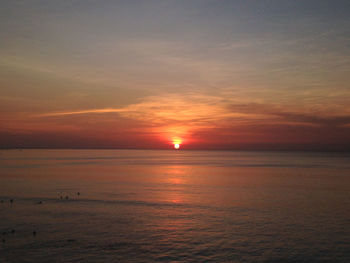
[0,149,349,262]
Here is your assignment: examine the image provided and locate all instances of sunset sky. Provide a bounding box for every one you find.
[1,0,350,150]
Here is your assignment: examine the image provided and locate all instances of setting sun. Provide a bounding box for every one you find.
[172,137,182,150]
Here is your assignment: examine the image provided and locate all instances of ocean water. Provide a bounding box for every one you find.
[0,149,349,262]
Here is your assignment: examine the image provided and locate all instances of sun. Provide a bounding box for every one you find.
[172,137,182,150]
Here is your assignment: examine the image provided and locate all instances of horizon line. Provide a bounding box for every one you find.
[1,147,349,153]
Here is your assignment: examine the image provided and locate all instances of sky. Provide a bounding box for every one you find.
[1,0,350,150]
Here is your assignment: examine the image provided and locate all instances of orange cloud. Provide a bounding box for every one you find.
[30,92,350,149]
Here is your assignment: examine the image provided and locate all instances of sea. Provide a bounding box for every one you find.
[0,149,349,262]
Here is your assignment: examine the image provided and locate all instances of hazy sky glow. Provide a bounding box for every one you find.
[1,0,350,150]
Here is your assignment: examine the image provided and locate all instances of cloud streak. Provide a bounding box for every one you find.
[34,92,350,146]
[37,108,127,117]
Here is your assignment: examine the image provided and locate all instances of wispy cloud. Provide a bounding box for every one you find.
[37,108,127,117]
[35,92,350,145]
